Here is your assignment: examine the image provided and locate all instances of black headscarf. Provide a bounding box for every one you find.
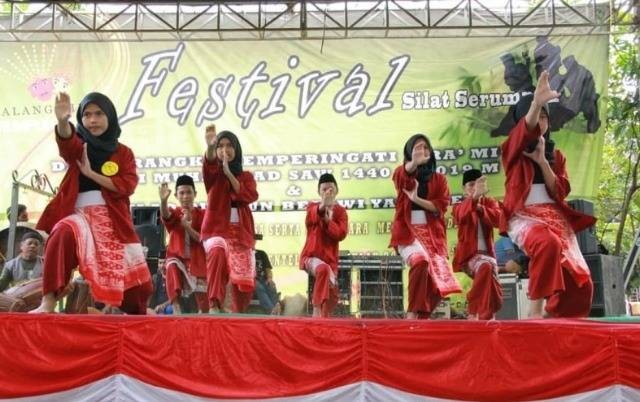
[513,94,555,163]
[76,92,121,172]
[403,134,436,200]
[217,130,243,176]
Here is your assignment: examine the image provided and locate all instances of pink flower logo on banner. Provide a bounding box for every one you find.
[28,78,55,101]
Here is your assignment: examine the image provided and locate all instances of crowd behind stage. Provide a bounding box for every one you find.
[0,71,602,320]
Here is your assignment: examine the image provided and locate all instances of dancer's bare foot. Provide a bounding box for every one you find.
[527,299,544,319]
[29,293,56,313]
[406,311,417,319]
[312,306,321,317]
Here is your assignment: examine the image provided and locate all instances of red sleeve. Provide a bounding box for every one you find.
[306,203,320,228]
[392,165,418,193]
[55,124,83,163]
[429,173,450,215]
[192,208,204,232]
[202,155,223,193]
[452,198,474,226]
[321,206,348,242]
[231,172,259,205]
[501,118,543,169]
[551,151,571,201]
[161,208,181,231]
[110,146,138,198]
[477,197,502,228]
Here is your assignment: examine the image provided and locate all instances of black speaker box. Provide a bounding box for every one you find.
[585,254,625,317]
[132,206,161,226]
[357,256,404,318]
[567,199,598,255]
[496,274,519,320]
[135,224,165,258]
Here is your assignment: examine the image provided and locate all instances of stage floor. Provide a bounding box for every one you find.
[1,314,639,402]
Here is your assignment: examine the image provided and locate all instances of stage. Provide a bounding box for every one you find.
[0,314,639,401]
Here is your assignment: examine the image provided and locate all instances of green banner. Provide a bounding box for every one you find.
[0,36,608,300]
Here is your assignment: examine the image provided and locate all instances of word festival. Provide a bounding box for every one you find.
[120,43,411,129]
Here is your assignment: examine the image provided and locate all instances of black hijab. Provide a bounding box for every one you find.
[76,92,121,172]
[403,134,436,200]
[513,94,555,163]
[217,130,243,176]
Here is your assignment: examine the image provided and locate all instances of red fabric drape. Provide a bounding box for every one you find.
[0,315,639,401]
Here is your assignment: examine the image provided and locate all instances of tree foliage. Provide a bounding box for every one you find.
[596,24,639,289]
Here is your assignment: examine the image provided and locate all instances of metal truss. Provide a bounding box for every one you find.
[0,0,636,42]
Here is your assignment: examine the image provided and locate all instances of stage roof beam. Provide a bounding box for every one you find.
[0,0,634,42]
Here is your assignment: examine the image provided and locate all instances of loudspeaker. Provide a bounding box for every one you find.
[567,199,598,255]
[132,206,161,226]
[135,224,165,258]
[496,274,530,319]
[146,257,159,276]
[585,254,625,317]
[357,256,404,318]
[496,274,518,319]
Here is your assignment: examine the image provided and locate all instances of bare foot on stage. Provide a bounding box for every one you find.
[527,299,545,319]
[29,293,56,313]
[406,312,417,319]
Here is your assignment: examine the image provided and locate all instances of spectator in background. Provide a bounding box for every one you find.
[253,234,281,315]
[6,204,29,224]
[0,231,44,292]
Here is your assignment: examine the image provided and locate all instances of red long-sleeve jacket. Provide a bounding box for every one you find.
[37,125,140,243]
[500,118,595,234]
[299,202,348,273]
[389,165,449,255]
[162,206,206,277]
[452,196,502,271]
[200,156,258,249]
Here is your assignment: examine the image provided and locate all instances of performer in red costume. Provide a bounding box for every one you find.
[452,169,503,320]
[501,71,595,318]
[159,175,208,314]
[33,92,151,314]
[201,125,258,313]
[299,173,348,318]
[390,134,462,319]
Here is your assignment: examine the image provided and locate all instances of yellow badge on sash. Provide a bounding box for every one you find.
[101,161,119,176]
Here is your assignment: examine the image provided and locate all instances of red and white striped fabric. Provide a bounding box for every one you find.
[0,314,638,401]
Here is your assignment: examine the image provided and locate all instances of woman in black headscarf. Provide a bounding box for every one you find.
[33,92,152,314]
[501,70,595,318]
[201,125,259,313]
[390,134,461,319]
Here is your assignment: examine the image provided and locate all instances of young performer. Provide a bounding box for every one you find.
[452,170,503,320]
[501,71,595,318]
[390,134,461,319]
[159,175,208,314]
[33,92,152,314]
[202,125,258,313]
[299,173,348,318]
